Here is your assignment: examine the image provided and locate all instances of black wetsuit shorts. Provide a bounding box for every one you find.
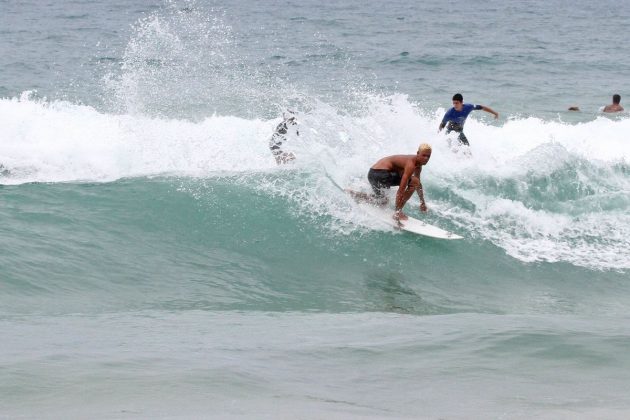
[367,168,402,199]
[446,121,470,146]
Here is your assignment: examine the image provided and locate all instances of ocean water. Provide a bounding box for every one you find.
[1,0,629,418]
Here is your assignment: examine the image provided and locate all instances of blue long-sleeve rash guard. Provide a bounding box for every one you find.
[442,103,482,126]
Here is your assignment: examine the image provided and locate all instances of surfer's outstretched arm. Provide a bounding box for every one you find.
[479,105,499,119]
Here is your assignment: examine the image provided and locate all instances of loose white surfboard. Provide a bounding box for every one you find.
[360,204,463,240]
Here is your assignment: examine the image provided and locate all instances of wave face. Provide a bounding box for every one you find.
[2,93,629,273]
[2,2,630,419]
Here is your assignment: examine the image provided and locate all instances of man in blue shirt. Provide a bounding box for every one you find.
[438,93,499,146]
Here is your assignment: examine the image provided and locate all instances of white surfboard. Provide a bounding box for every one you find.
[340,186,463,240]
[361,205,463,240]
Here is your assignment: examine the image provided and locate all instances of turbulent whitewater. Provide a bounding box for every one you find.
[2,1,630,418]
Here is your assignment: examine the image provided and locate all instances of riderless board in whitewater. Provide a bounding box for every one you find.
[438,93,499,146]
[268,111,298,164]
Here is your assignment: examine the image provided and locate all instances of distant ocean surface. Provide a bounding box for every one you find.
[1,1,629,418]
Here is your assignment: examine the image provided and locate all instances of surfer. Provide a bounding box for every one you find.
[269,111,298,164]
[603,94,624,113]
[347,143,432,221]
[438,93,498,146]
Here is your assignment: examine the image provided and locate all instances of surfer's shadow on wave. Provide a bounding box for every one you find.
[363,270,450,315]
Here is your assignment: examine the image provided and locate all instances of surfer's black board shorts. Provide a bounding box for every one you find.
[445,122,470,146]
[368,168,402,199]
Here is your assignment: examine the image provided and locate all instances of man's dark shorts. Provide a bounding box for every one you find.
[368,168,402,199]
[446,122,470,146]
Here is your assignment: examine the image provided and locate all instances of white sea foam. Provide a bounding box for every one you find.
[1,92,628,270]
[0,93,276,183]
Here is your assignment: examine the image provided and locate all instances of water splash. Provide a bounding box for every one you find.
[2,85,629,271]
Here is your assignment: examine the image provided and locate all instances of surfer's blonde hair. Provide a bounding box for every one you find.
[418,143,432,153]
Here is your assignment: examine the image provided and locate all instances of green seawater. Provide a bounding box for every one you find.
[2,0,630,417]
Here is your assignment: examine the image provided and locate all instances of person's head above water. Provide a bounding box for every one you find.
[603,94,624,113]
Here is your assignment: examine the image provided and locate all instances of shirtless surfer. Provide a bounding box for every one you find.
[347,143,432,221]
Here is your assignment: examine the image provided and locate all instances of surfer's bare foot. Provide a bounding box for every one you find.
[393,210,408,221]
